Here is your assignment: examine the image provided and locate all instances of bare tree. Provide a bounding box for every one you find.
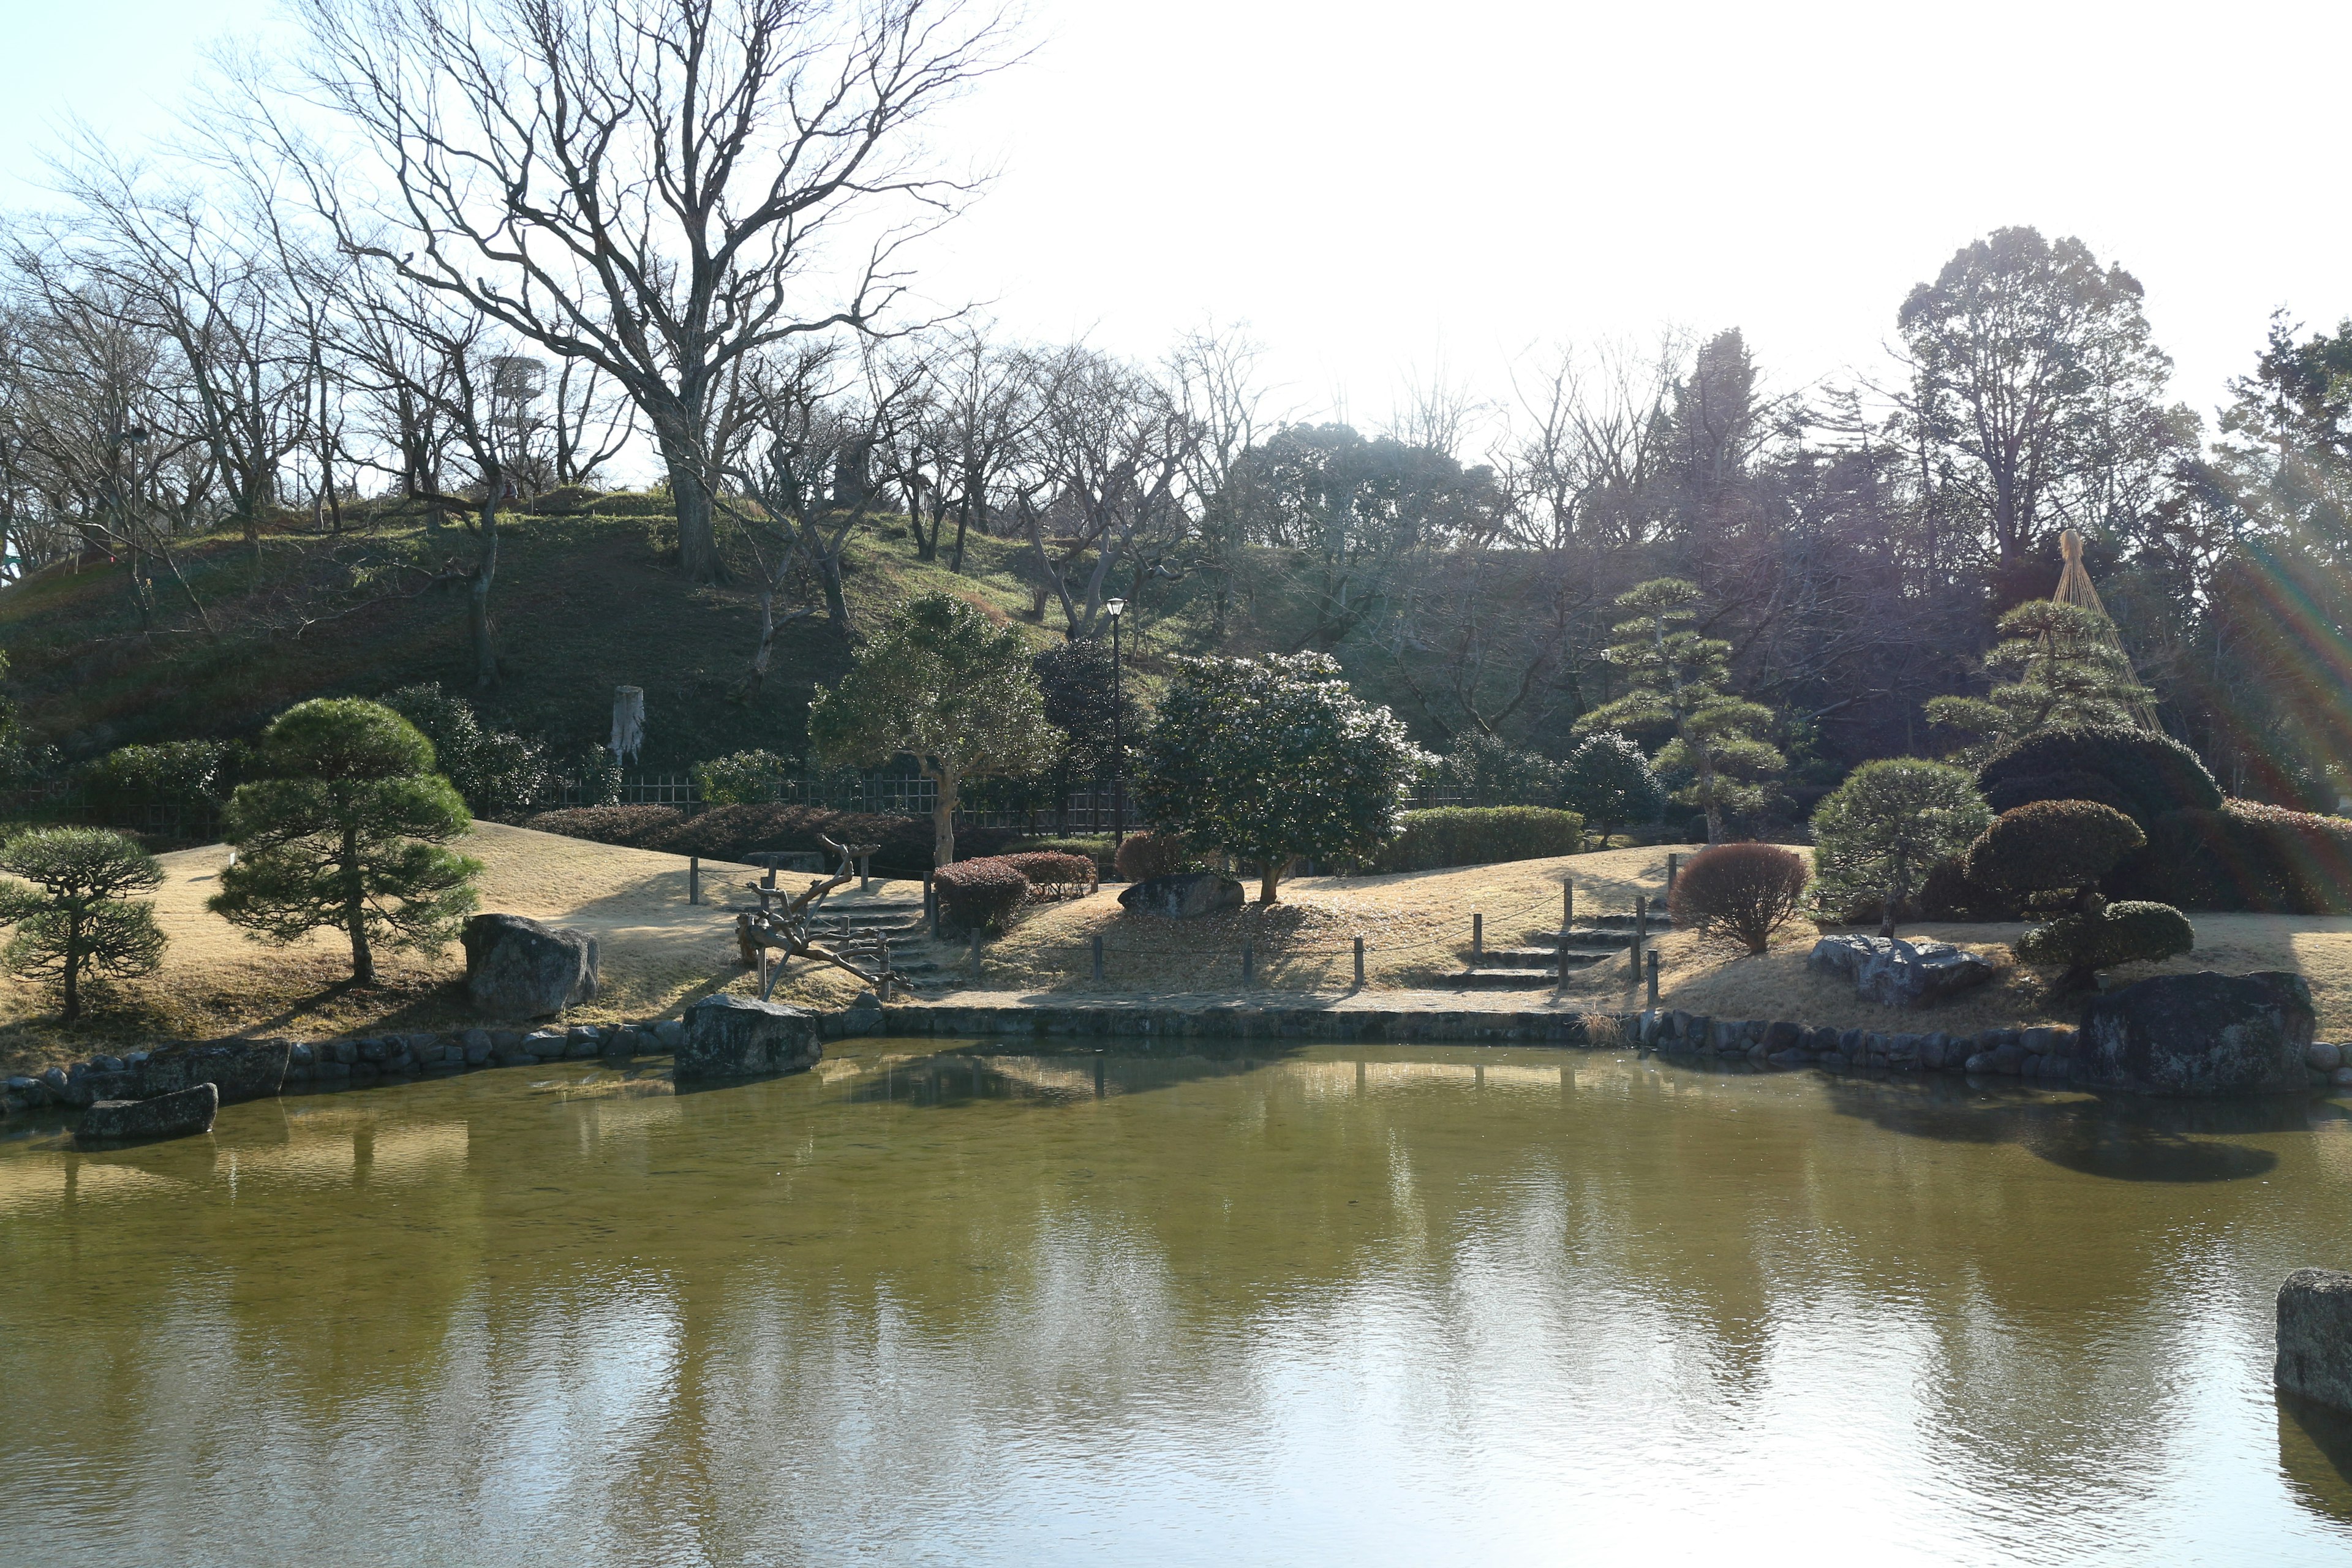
[224,0,1020,584]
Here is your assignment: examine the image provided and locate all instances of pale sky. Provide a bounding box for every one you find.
[5,0,2348,448]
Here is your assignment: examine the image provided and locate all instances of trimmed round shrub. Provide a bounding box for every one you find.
[1983,768,2136,819]
[1807,757,1991,928]
[1370,807,1585,874]
[1000,851,1097,899]
[521,804,685,848]
[1667,842,1809,955]
[1975,725,2221,827]
[933,856,1030,935]
[2016,900,2193,976]
[1115,830,1189,881]
[1963,801,2145,908]
[1005,835,1116,876]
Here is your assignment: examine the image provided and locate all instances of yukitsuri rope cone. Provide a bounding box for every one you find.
[2051,527,2162,730]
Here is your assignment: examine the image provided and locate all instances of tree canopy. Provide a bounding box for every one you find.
[1137,652,1431,903]
[1808,758,1992,935]
[209,699,481,984]
[0,827,167,1022]
[807,592,1061,865]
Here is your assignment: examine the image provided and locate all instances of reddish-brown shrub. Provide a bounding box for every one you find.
[644,804,1019,871]
[933,856,1031,935]
[1114,830,1188,881]
[519,804,684,848]
[1667,843,1809,954]
[1000,851,1096,898]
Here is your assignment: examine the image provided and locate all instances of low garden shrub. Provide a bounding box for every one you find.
[1667,842,1809,954]
[647,803,1016,872]
[692,749,793,805]
[1005,835,1117,876]
[520,804,685,848]
[1114,830,1189,881]
[74,739,233,820]
[1370,807,1584,873]
[1000,851,1097,898]
[933,856,1030,935]
[2111,801,2352,913]
[1975,725,2222,827]
[2015,900,2194,981]
[1962,801,2145,913]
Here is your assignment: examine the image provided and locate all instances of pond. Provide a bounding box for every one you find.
[3,1043,2350,1566]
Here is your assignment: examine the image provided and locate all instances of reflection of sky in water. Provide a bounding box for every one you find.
[1,1049,2348,1566]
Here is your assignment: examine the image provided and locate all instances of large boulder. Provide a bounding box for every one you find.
[131,1039,291,1104]
[2075,971,2315,1096]
[462,913,599,1018]
[2277,1268,2352,1412]
[1807,935,1996,1009]
[76,1082,219,1146]
[676,995,823,1080]
[1118,872,1246,919]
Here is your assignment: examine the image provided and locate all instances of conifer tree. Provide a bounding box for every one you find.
[1926,600,2157,753]
[0,828,167,1022]
[1575,579,1783,845]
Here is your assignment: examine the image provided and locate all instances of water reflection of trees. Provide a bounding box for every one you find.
[2,1049,2348,1557]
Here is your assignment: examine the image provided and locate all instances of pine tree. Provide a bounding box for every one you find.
[1926,600,2157,753]
[1575,579,1783,845]
[0,828,168,1022]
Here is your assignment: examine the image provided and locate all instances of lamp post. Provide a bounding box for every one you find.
[1106,597,1126,849]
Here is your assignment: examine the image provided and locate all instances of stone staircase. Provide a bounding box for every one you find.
[1441,912,1675,990]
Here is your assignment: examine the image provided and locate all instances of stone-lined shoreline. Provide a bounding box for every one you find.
[9,995,2348,1118]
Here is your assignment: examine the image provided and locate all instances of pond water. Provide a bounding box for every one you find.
[3,1043,2351,1566]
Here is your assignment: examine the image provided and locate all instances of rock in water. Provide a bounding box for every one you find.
[76,1083,219,1146]
[1806,935,1996,1009]
[2075,971,2315,1096]
[1118,873,1246,919]
[2278,1269,2352,1412]
[675,995,823,1080]
[462,913,600,1018]
[131,1039,291,1104]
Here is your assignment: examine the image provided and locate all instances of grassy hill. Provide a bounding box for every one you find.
[0,505,1483,775]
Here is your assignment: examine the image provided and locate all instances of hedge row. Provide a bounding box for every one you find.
[520,802,1019,871]
[1368,807,1585,873]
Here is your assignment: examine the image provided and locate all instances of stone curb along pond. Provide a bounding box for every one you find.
[5,971,2350,1127]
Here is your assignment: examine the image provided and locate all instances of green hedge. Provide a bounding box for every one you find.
[2112,801,2352,914]
[2016,900,2194,972]
[1370,807,1584,874]
[1976,725,2222,827]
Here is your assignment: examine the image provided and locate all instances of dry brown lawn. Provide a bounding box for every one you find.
[8,834,2348,1076]
[0,823,881,1074]
[954,843,2352,1038]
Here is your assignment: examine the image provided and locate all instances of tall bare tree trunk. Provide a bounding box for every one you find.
[932,766,959,867]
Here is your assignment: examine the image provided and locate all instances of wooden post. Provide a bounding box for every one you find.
[1563,881,1574,929]
[1646,948,1660,1007]
[968,926,982,980]
[689,856,701,905]
[880,933,893,1001]
[1632,895,1648,979]
[924,872,937,938]
[761,858,776,891]
[859,854,872,893]
[1353,935,1365,986]
[1242,941,1254,987]
[1091,934,1104,982]
[1472,912,1483,960]
[1666,853,1680,896]
[756,946,770,997]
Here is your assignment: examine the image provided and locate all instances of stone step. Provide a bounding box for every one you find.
[1472,946,1620,967]
[1521,926,1661,951]
[1440,967,1566,989]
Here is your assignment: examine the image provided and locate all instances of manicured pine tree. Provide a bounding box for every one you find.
[209,699,481,984]
[1926,600,2157,753]
[1575,579,1784,846]
[1807,758,1992,936]
[0,827,168,1022]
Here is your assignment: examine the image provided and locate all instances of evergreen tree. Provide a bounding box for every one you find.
[808,592,1061,866]
[1575,579,1784,845]
[1925,600,2156,753]
[210,699,482,984]
[0,827,168,1022]
[1559,731,1665,843]
[1807,759,1992,936]
[1138,652,1431,903]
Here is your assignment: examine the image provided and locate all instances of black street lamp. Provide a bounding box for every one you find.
[1106,597,1126,848]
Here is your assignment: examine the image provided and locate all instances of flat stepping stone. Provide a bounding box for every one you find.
[1441,968,1564,989]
